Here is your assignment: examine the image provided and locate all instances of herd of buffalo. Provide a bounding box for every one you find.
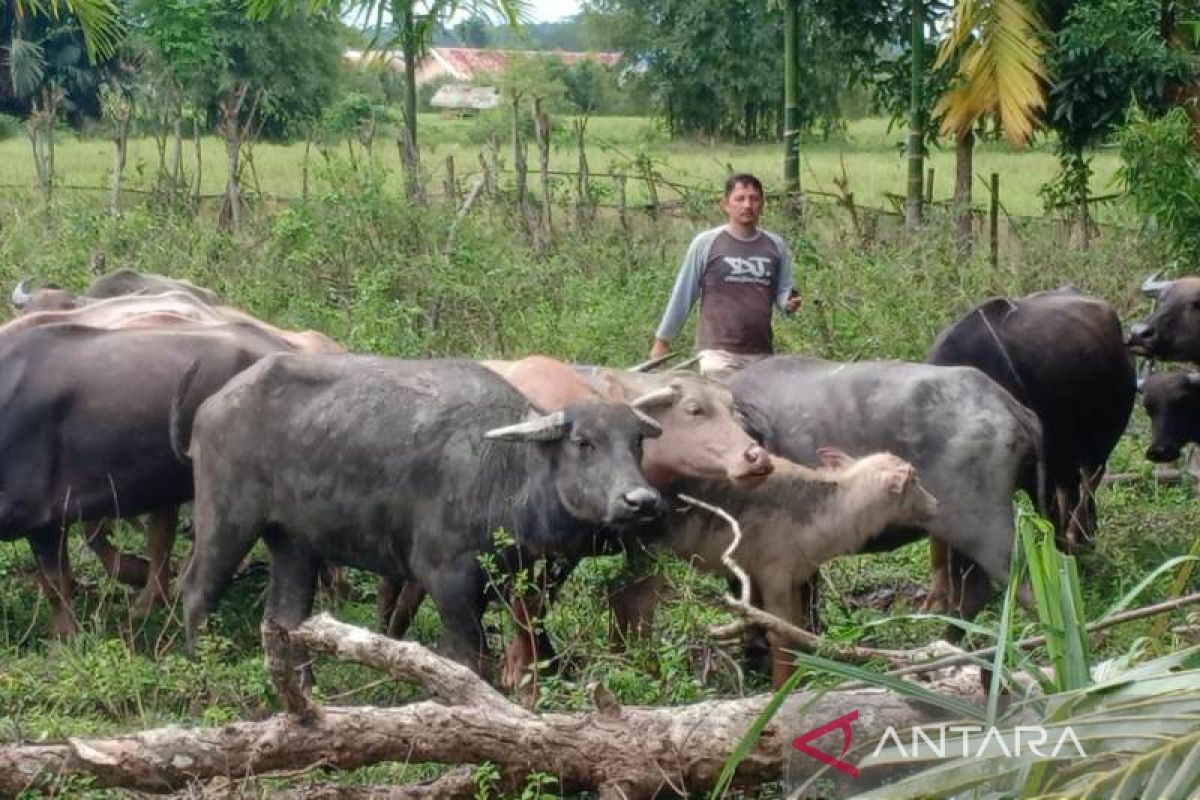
[2,269,1200,690]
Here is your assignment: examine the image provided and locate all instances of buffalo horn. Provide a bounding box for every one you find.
[631,408,663,438]
[485,410,569,442]
[1141,273,1175,298]
[10,279,31,308]
[629,385,680,410]
[1187,373,1200,387]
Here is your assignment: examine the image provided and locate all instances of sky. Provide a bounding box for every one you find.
[525,0,582,23]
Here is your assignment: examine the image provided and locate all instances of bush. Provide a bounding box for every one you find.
[0,113,22,141]
[1117,105,1200,267]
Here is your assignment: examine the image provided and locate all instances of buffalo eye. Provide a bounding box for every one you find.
[1192,300,1200,311]
[684,401,704,416]
[573,436,594,453]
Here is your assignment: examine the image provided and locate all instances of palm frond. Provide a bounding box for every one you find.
[5,36,47,99]
[13,0,123,62]
[934,0,1049,146]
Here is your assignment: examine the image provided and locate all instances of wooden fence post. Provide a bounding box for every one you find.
[443,155,459,208]
[925,167,935,206]
[532,96,552,244]
[573,116,591,231]
[616,173,629,238]
[989,172,1000,270]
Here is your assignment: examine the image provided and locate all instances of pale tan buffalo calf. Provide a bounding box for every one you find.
[620,448,939,687]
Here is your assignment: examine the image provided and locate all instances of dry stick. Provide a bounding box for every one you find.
[677,493,751,605]
[443,178,484,256]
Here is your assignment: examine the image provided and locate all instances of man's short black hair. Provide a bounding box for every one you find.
[724,173,764,199]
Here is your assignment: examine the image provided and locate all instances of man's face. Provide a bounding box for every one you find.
[720,182,763,228]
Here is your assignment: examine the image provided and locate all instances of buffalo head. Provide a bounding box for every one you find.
[1142,371,1200,463]
[10,279,82,314]
[1127,276,1200,362]
[486,403,665,527]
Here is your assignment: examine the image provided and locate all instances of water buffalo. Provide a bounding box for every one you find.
[615,449,939,686]
[178,355,665,674]
[11,268,221,314]
[0,323,293,636]
[730,356,1044,631]
[379,355,776,687]
[928,288,1135,549]
[1141,372,1200,463]
[1128,276,1200,362]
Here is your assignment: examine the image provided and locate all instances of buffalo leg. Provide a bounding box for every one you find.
[944,549,993,642]
[499,558,574,689]
[500,589,545,691]
[132,508,180,616]
[762,580,812,688]
[84,518,151,588]
[921,539,953,613]
[181,520,261,658]
[379,579,428,639]
[609,547,661,647]
[427,564,489,676]
[29,527,79,637]
[263,536,320,691]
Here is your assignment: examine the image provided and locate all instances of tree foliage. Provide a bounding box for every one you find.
[584,0,894,142]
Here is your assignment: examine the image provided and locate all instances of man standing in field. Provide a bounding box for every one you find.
[648,173,801,381]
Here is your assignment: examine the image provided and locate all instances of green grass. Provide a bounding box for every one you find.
[0,142,1190,796]
[0,115,1127,219]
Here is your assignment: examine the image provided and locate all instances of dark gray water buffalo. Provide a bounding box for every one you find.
[0,323,291,636]
[178,355,665,674]
[730,356,1044,630]
[385,355,773,687]
[928,288,1135,548]
[1141,372,1200,463]
[11,268,221,313]
[1128,276,1200,362]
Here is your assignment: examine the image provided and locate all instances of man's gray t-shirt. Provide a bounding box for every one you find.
[655,225,794,354]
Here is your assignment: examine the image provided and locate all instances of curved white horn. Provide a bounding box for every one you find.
[632,408,663,438]
[11,279,31,308]
[485,410,569,442]
[630,385,680,410]
[1141,273,1175,298]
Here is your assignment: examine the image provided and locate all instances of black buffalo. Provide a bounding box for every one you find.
[179,355,664,674]
[928,288,1135,549]
[1142,372,1200,463]
[0,323,291,636]
[1128,276,1200,362]
[11,268,221,314]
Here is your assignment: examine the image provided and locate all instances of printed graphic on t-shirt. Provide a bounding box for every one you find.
[723,255,774,284]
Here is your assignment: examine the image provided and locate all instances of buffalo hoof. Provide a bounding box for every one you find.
[49,611,81,639]
[500,640,535,692]
[131,587,169,618]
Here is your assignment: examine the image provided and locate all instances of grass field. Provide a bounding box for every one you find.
[0,127,1192,795]
[0,115,1129,220]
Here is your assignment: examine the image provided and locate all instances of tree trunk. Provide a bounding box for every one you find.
[172,109,184,198]
[399,1,421,200]
[783,0,802,215]
[573,116,591,230]
[905,0,925,230]
[191,115,203,211]
[0,615,986,797]
[217,85,248,233]
[110,98,131,216]
[953,128,974,254]
[512,92,528,228]
[532,96,552,243]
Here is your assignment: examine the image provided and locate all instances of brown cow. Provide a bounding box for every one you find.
[618,449,938,686]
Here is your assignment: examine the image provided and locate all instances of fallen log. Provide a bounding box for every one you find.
[0,614,986,798]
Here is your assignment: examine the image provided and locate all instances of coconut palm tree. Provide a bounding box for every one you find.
[934,0,1051,146]
[8,0,122,60]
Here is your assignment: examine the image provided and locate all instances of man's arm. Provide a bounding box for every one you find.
[650,232,710,355]
[769,232,800,313]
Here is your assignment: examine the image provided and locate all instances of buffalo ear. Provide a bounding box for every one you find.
[484,411,569,442]
[816,447,854,470]
[884,464,915,494]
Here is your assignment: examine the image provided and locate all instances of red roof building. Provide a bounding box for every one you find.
[344,47,622,85]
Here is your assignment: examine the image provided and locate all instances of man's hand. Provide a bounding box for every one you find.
[784,291,802,314]
[649,338,671,359]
